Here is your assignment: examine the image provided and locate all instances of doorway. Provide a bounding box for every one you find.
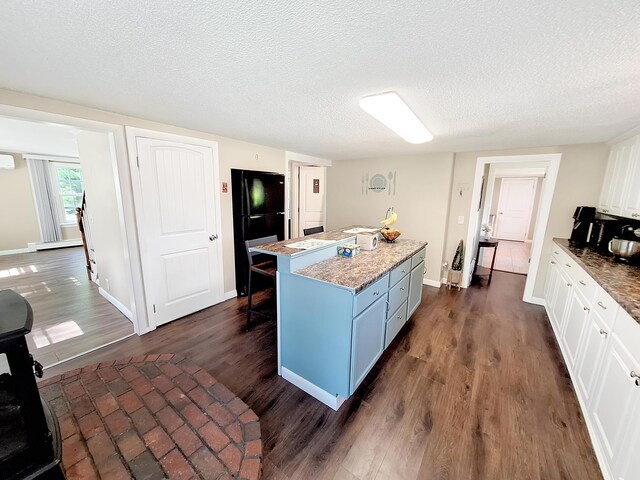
[463,154,561,303]
[493,177,538,241]
[290,164,327,238]
[126,128,224,327]
[0,114,136,369]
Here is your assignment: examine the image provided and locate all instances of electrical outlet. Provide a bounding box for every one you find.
[457,216,465,224]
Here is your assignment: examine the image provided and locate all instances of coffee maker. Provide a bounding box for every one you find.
[569,206,596,246]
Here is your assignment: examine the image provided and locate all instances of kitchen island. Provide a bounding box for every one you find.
[252,227,427,410]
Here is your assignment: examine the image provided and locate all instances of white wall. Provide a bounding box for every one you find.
[0,89,286,297]
[0,152,40,250]
[77,131,132,310]
[326,153,454,286]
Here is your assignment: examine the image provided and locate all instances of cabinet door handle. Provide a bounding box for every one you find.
[551,261,556,265]
[579,280,587,286]
[602,209,609,213]
[631,371,640,386]
[397,315,402,320]
[583,306,590,312]
[401,270,406,274]
[373,291,380,296]
[565,263,571,268]
[567,283,572,287]
[554,251,559,255]
[597,301,607,310]
[400,287,405,291]
[599,329,608,337]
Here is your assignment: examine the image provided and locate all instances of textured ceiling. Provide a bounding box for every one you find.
[0,1,639,160]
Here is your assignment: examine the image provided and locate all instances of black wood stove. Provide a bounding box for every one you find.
[0,290,64,479]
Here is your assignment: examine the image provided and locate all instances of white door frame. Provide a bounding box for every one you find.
[463,153,561,304]
[125,127,224,331]
[0,104,145,334]
[285,151,331,239]
[494,177,538,241]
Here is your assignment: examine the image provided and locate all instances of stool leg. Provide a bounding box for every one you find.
[246,269,253,330]
[488,246,498,284]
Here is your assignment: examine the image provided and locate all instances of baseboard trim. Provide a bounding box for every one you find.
[0,244,37,256]
[423,279,441,288]
[98,287,134,322]
[42,333,135,371]
[36,239,83,250]
[281,367,345,411]
[223,290,237,301]
[526,295,546,306]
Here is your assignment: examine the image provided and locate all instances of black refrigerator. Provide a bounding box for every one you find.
[231,169,285,296]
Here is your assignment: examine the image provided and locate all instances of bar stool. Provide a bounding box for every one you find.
[303,226,324,236]
[245,235,278,329]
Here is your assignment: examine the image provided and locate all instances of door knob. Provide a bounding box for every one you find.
[209,234,218,241]
[631,371,640,386]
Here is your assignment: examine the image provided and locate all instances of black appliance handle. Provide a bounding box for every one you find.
[244,177,252,217]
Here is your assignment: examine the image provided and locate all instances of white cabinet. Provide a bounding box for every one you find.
[590,333,640,477]
[599,133,640,218]
[350,296,387,393]
[543,242,640,480]
[621,135,640,219]
[575,306,610,404]
[407,261,424,318]
[561,287,590,371]
[551,267,572,333]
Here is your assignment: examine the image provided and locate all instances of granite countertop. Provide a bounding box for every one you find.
[252,226,378,256]
[554,238,640,324]
[295,239,428,293]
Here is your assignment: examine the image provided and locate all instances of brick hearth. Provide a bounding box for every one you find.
[38,354,262,479]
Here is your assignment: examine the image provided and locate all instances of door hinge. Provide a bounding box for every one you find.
[153,304,156,313]
[136,156,140,168]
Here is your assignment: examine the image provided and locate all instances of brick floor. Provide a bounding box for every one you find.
[39,355,262,479]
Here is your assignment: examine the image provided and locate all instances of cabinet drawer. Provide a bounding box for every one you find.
[388,274,410,316]
[354,274,389,317]
[613,308,640,363]
[593,287,620,330]
[390,258,411,287]
[411,248,426,269]
[569,266,597,303]
[385,300,408,348]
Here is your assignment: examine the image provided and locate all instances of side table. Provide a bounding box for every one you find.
[473,239,499,284]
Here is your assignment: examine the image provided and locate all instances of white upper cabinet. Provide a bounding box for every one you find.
[599,133,640,218]
[621,135,640,219]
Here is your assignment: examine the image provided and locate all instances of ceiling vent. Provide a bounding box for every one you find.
[0,154,15,170]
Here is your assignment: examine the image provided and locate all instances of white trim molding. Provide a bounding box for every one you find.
[99,287,134,322]
[223,290,237,301]
[281,367,346,411]
[463,153,562,304]
[0,245,37,256]
[423,278,442,288]
[35,239,83,250]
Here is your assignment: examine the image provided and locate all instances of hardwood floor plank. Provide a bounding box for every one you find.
[0,247,134,368]
[40,271,602,480]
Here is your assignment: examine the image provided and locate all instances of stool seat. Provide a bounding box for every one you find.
[245,235,278,329]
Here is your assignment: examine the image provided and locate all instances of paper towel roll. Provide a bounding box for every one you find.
[356,233,378,251]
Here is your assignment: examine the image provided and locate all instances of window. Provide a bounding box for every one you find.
[50,162,84,224]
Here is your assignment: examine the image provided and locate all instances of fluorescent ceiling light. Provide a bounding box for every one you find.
[360,92,433,144]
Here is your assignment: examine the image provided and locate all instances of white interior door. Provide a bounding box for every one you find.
[494,178,537,241]
[135,137,221,326]
[297,166,326,236]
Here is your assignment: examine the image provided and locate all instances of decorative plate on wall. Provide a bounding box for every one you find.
[368,174,387,193]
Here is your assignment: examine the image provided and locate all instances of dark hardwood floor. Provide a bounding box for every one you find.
[43,271,602,479]
[0,247,134,367]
